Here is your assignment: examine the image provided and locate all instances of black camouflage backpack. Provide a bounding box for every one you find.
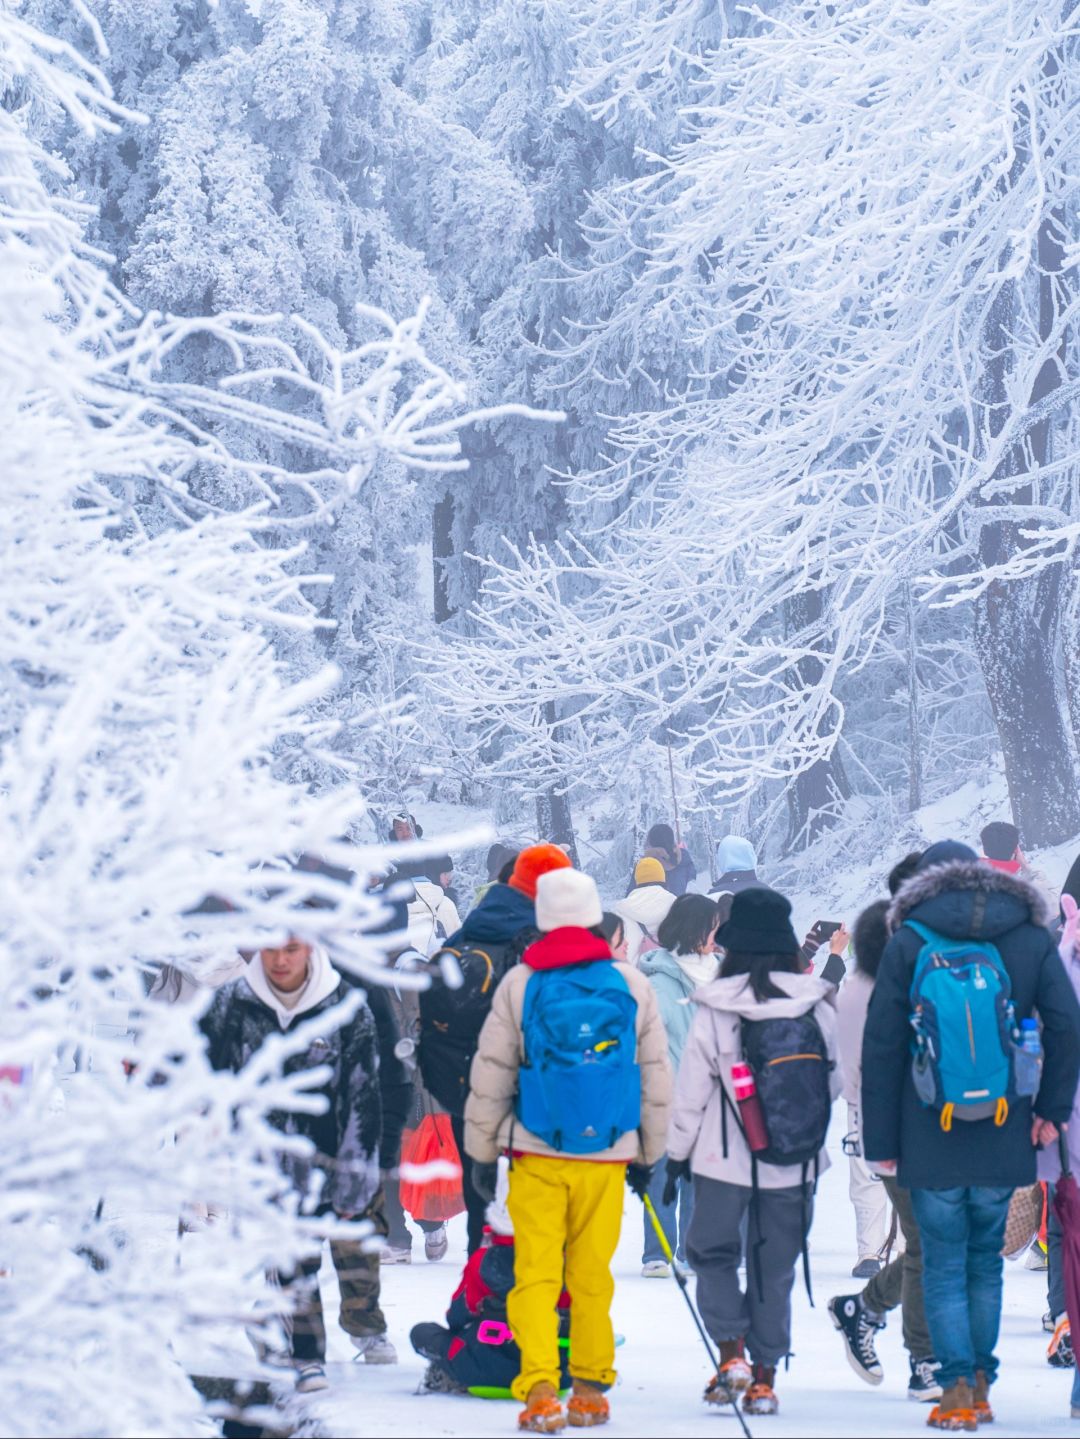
[741,1012,832,1167]
[419,942,513,1116]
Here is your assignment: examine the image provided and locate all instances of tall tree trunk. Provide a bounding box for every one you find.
[973,211,1080,846]
[536,700,578,861]
[783,590,851,849]
[432,490,456,624]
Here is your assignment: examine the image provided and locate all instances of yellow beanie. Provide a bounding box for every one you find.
[634,856,667,885]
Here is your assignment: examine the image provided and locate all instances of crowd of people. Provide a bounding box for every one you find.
[180,812,1080,1434]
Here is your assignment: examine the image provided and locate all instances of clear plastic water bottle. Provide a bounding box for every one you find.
[1014,1017,1043,1097]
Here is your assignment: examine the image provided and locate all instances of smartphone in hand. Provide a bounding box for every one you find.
[808,919,842,945]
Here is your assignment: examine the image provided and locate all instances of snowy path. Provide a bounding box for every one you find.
[300,1150,1074,1438]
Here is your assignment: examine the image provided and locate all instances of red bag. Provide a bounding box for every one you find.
[399,1111,465,1222]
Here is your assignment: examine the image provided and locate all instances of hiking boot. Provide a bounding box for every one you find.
[706,1340,753,1399]
[295,1362,329,1393]
[927,1379,978,1432]
[519,1382,566,1433]
[852,1257,881,1279]
[973,1371,993,1424]
[351,1332,398,1364]
[909,1356,943,1402]
[424,1224,448,1262]
[1049,1317,1075,1369]
[641,1260,669,1278]
[828,1293,885,1385]
[379,1243,412,1264]
[567,1380,609,1428]
[743,1365,778,1416]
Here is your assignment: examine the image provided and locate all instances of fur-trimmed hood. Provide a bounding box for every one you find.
[889,859,1051,940]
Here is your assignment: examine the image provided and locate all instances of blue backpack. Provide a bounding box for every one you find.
[516,962,641,1155]
[906,919,1024,1130]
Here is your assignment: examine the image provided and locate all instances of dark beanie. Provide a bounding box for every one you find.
[918,840,977,870]
[647,822,676,853]
[716,885,799,956]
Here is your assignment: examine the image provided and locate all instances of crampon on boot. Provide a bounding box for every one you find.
[973,1372,994,1426]
[1048,1317,1075,1369]
[567,1379,609,1428]
[519,1382,566,1434]
[743,1364,779,1416]
[706,1340,753,1402]
[927,1379,978,1432]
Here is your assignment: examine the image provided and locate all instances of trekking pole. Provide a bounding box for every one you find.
[642,1193,753,1439]
[665,733,682,848]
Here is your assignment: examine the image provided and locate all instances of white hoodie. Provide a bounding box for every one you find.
[406,880,462,957]
[611,884,676,966]
[245,944,342,1029]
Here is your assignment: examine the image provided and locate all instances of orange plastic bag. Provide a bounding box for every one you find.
[399,1111,465,1222]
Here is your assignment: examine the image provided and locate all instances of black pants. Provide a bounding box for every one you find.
[687,1175,812,1368]
[451,1111,487,1255]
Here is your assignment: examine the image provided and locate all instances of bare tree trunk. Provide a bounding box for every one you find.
[432,491,456,624]
[536,700,579,861]
[783,590,851,849]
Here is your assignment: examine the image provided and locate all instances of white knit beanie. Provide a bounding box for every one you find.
[535,868,603,933]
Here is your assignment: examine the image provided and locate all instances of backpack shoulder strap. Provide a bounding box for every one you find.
[904,919,936,944]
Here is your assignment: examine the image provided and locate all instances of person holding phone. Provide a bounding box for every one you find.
[800,918,850,986]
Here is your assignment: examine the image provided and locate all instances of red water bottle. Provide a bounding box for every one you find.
[731,1062,770,1153]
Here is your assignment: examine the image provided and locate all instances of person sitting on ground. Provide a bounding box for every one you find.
[409,1158,572,1397]
[638,893,724,1278]
[421,843,573,1255]
[862,839,1080,1431]
[465,867,672,1433]
[828,898,940,1403]
[612,857,677,966]
[637,822,697,896]
[665,885,841,1420]
[200,933,390,1394]
[710,835,762,897]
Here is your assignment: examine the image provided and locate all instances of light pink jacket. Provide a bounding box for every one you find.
[836,969,874,1110]
[667,971,842,1189]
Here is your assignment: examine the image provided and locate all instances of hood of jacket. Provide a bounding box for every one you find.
[889,859,1050,941]
[447,882,534,948]
[638,946,689,986]
[612,884,676,933]
[692,969,832,1021]
[523,927,612,971]
[243,944,342,1029]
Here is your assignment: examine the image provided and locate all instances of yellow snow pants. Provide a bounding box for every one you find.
[506,1153,626,1399]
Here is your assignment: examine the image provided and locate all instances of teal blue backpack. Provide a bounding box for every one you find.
[516,963,641,1154]
[906,919,1030,1131]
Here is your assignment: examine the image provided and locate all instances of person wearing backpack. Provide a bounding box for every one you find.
[420,843,573,1255]
[464,867,672,1433]
[664,885,841,1419]
[612,857,677,966]
[405,860,462,958]
[862,840,1080,1431]
[638,893,725,1276]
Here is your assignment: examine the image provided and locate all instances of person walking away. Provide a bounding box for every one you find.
[862,840,1080,1430]
[664,886,841,1418]
[475,843,521,908]
[638,822,697,896]
[200,935,388,1392]
[405,860,462,958]
[598,912,629,963]
[638,893,724,1276]
[420,844,572,1255]
[612,858,676,966]
[710,836,761,897]
[828,899,940,1402]
[464,868,672,1432]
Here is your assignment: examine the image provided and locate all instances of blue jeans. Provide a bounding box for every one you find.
[643,1166,694,1264]
[911,1186,1013,1391]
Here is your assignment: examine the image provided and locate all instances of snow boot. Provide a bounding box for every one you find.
[908,1356,943,1402]
[567,1380,609,1428]
[424,1224,448,1262]
[1048,1317,1075,1368]
[706,1340,753,1401]
[973,1371,993,1425]
[519,1382,566,1433]
[351,1332,398,1364]
[927,1379,978,1432]
[828,1293,885,1385]
[295,1362,329,1393]
[743,1364,779,1416]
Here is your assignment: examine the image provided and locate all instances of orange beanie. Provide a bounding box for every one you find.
[508,843,573,900]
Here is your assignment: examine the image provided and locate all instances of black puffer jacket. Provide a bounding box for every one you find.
[201,974,382,1215]
[862,859,1080,1189]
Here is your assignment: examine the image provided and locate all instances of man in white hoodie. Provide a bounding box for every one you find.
[201,935,393,1392]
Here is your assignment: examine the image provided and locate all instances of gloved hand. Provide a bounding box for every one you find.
[471,1160,498,1204]
[625,1162,653,1199]
[662,1157,691,1207]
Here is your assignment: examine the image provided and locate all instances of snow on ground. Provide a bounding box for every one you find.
[298,1132,1073,1438]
